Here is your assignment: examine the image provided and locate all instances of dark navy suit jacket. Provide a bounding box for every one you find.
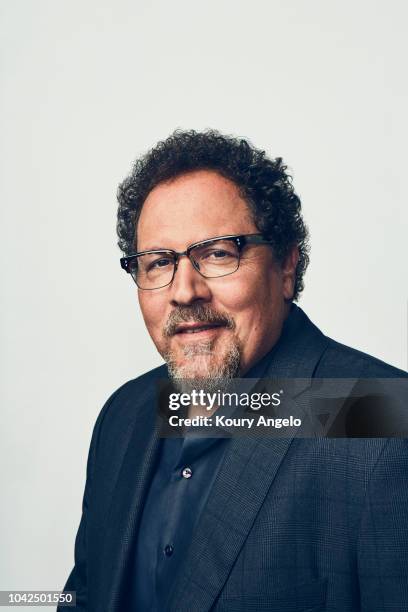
[61,305,408,611]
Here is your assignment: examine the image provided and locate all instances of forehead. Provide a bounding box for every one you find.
[136,170,257,251]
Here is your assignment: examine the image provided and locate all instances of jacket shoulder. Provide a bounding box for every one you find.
[108,363,168,400]
[91,363,167,449]
[318,337,408,378]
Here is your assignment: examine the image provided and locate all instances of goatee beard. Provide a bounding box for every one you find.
[164,339,242,394]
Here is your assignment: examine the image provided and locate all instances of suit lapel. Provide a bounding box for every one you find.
[167,305,330,612]
[100,382,161,612]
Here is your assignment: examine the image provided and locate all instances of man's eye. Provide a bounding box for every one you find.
[148,258,173,270]
[204,249,232,259]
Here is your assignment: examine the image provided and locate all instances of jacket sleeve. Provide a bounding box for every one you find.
[57,389,121,611]
[357,439,408,611]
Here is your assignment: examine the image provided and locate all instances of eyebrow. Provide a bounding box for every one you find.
[137,245,174,252]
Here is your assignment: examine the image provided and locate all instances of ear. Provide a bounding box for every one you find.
[282,245,299,300]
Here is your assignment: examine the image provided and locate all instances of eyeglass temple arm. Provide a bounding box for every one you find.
[239,235,273,247]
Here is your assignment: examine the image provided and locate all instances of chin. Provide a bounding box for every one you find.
[174,355,219,379]
[164,339,242,393]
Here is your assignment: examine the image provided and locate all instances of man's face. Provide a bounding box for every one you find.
[136,170,298,380]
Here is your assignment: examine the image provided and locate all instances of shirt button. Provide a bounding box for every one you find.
[182,467,192,479]
[164,544,174,557]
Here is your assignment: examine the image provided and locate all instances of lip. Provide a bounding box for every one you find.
[174,322,225,336]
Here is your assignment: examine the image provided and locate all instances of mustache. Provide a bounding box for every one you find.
[163,304,236,337]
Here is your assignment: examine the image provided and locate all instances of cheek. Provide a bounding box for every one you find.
[214,268,280,315]
[212,270,284,349]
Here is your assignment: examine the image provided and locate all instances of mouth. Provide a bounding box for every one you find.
[174,322,225,335]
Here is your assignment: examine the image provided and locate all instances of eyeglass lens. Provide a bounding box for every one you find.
[130,238,240,289]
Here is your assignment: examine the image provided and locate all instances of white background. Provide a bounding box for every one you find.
[1,0,407,605]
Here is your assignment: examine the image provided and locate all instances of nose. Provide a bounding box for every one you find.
[169,255,212,306]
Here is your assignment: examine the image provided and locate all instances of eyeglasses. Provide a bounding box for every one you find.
[120,233,273,290]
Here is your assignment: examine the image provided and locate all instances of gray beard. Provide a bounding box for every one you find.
[164,339,241,394]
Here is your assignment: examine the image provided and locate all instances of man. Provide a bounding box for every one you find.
[61,130,408,611]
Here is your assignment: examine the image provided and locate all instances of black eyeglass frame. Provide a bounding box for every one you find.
[120,233,274,290]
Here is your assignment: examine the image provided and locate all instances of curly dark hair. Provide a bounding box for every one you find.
[117,129,309,300]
